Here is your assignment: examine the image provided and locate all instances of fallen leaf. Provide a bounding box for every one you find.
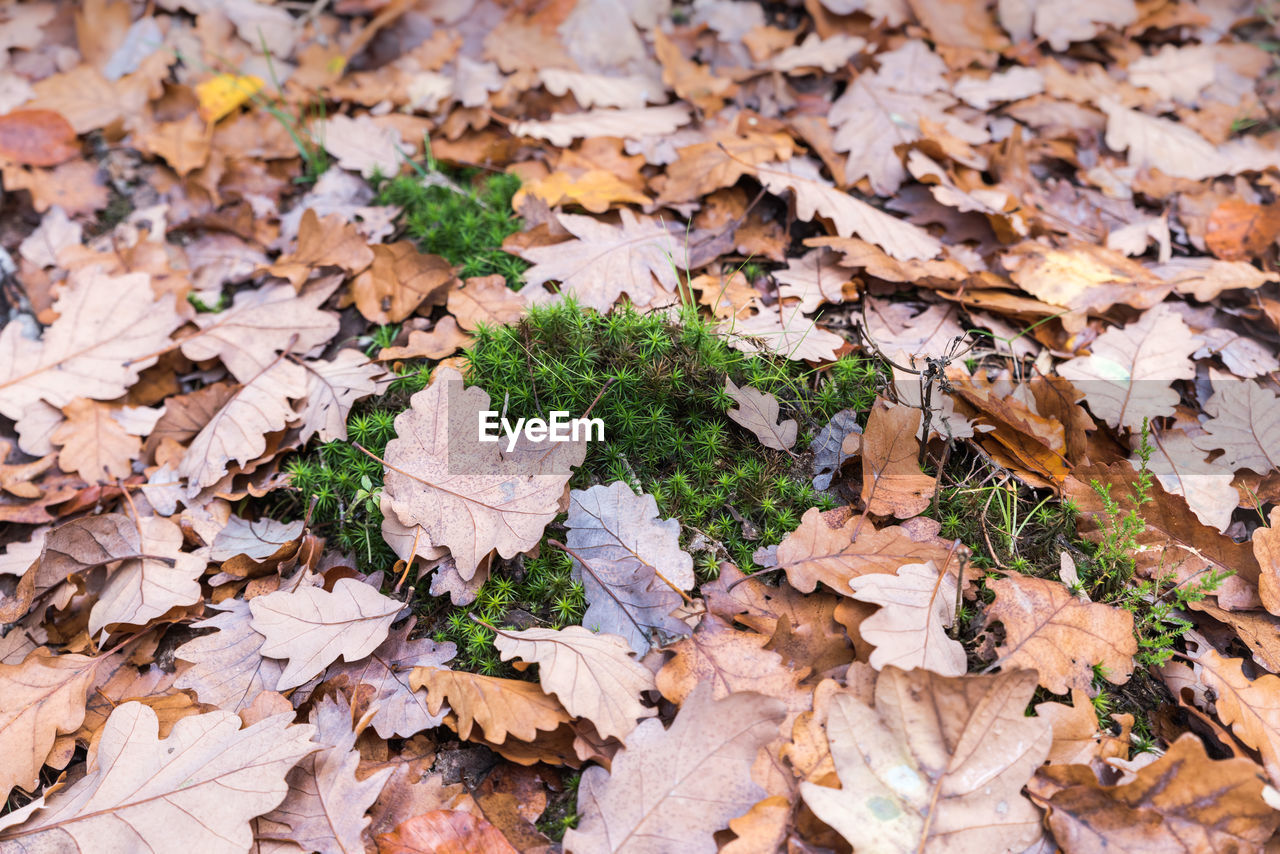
[849,560,965,675]
[410,665,571,743]
[0,648,101,797]
[249,577,404,690]
[196,73,264,123]
[376,810,518,854]
[509,105,693,148]
[297,349,391,443]
[1192,380,1280,474]
[174,598,286,712]
[89,515,205,636]
[565,481,694,655]
[564,682,786,854]
[1188,648,1280,788]
[724,378,797,451]
[378,318,472,361]
[349,242,455,324]
[718,302,844,362]
[447,275,527,331]
[319,114,411,179]
[0,702,318,853]
[800,667,1051,853]
[860,399,936,518]
[50,399,140,484]
[984,573,1137,693]
[0,109,78,166]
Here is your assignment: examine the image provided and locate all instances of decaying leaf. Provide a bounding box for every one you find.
[800,667,1051,854]
[492,625,655,741]
[88,514,205,636]
[564,683,786,854]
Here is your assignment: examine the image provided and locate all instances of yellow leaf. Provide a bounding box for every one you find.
[195,74,264,123]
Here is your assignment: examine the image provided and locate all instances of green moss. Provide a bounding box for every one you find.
[376,169,528,285]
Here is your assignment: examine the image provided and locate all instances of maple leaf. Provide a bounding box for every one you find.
[89,515,205,637]
[1032,733,1278,851]
[984,574,1137,694]
[512,209,701,312]
[0,268,183,422]
[1057,305,1200,432]
[491,625,655,741]
[753,158,942,261]
[174,598,285,713]
[322,618,456,739]
[0,648,102,797]
[261,696,393,854]
[249,577,404,691]
[801,667,1051,854]
[565,481,695,655]
[564,683,786,854]
[410,665,571,743]
[849,561,966,676]
[0,703,318,854]
[776,506,954,595]
[724,378,797,451]
[382,367,573,580]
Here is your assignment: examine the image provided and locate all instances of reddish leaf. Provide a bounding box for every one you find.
[0,110,78,166]
[376,810,518,854]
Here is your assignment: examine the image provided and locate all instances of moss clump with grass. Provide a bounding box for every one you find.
[376,168,528,284]
[287,300,879,672]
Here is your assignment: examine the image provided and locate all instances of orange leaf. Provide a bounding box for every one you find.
[376,810,518,854]
[0,109,79,166]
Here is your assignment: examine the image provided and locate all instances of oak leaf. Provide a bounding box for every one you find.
[860,399,936,518]
[0,268,183,422]
[984,573,1137,693]
[174,598,286,712]
[1058,305,1199,431]
[1101,99,1231,180]
[377,810,518,854]
[538,69,664,109]
[50,399,139,484]
[322,618,456,739]
[89,515,205,636]
[298,350,391,444]
[1189,648,1280,788]
[509,105,692,148]
[718,302,843,362]
[564,682,786,854]
[492,625,655,741]
[849,561,965,675]
[774,247,852,314]
[446,275,527,331]
[1032,733,1278,852]
[565,481,694,655]
[382,367,573,580]
[0,648,101,797]
[724,378,796,451]
[654,129,796,205]
[801,667,1051,854]
[249,577,404,691]
[0,703,318,854]
[349,241,455,324]
[410,666,571,743]
[378,318,472,361]
[1192,380,1280,474]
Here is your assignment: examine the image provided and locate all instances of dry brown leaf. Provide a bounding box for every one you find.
[718,302,844,362]
[724,378,796,452]
[174,598,286,713]
[349,242,455,324]
[776,506,953,595]
[1101,99,1231,180]
[447,276,527,331]
[564,682,786,854]
[0,109,78,166]
[801,667,1051,854]
[564,481,695,655]
[849,560,965,675]
[1192,380,1280,475]
[985,573,1137,693]
[1058,305,1199,432]
[262,695,393,854]
[297,350,391,444]
[1189,648,1280,788]
[860,399,936,518]
[50,399,140,484]
[538,69,663,109]
[0,268,183,422]
[382,367,573,580]
[89,515,205,637]
[509,105,693,148]
[376,810,518,854]
[1257,510,1280,616]
[0,648,102,797]
[378,318,472,361]
[492,625,654,741]
[1032,733,1278,852]
[774,247,853,314]
[249,577,404,690]
[1035,688,1131,767]
[410,665,572,743]
[0,702,318,853]
[652,29,736,114]
[323,618,455,739]
[654,129,796,205]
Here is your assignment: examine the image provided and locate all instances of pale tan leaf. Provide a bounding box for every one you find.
[1101,98,1231,180]
[0,648,101,797]
[985,574,1137,694]
[492,625,655,741]
[318,114,411,179]
[446,276,527,331]
[249,577,403,691]
[753,158,942,261]
[377,318,472,361]
[849,561,965,675]
[509,105,692,148]
[724,378,796,451]
[718,302,843,362]
[178,358,306,489]
[564,682,786,854]
[1057,305,1199,432]
[0,703,318,853]
[767,32,865,73]
[1192,380,1280,474]
[0,268,184,421]
[953,65,1045,109]
[565,481,694,655]
[1151,257,1280,302]
[382,367,572,580]
[800,668,1051,854]
[297,350,391,444]
[50,399,140,484]
[410,666,571,743]
[774,247,851,315]
[89,515,205,636]
[538,69,665,109]
[1135,428,1238,532]
[174,598,286,713]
